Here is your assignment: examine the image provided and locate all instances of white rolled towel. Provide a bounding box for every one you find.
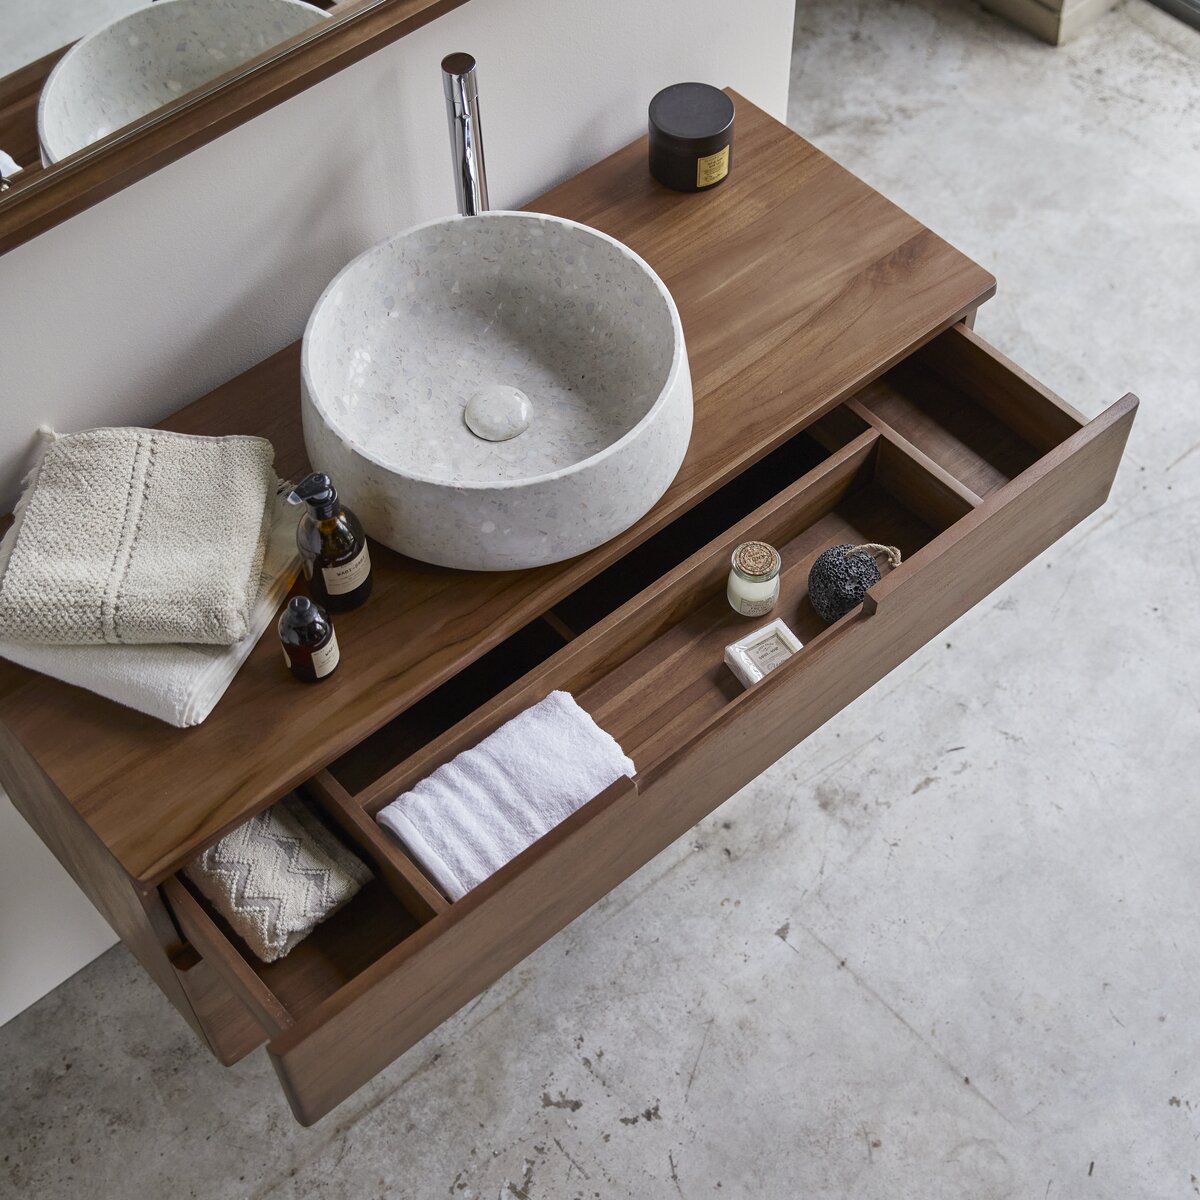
[377,691,635,901]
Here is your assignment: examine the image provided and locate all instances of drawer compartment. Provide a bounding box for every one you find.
[165,325,1134,1125]
[846,323,1090,501]
[569,432,962,775]
[162,781,447,1039]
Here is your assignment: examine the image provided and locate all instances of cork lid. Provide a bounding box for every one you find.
[731,540,781,580]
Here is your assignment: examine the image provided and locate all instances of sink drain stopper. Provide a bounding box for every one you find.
[464,385,532,442]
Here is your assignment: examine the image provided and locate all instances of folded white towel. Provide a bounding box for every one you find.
[0,426,275,645]
[0,150,21,178]
[0,492,300,727]
[186,793,372,963]
[377,690,635,901]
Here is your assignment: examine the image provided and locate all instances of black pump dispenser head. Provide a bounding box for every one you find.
[287,472,339,520]
[288,595,316,621]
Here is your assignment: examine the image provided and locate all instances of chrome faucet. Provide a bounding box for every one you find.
[441,52,489,216]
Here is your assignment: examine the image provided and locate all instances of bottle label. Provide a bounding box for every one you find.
[696,144,729,188]
[322,543,371,596]
[311,629,340,679]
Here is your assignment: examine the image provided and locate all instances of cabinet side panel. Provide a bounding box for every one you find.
[0,721,213,1052]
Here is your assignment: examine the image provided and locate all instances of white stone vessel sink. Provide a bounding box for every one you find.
[301,212,693,572]
[38,0,328,163]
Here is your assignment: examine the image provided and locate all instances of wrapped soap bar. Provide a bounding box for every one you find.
[724,618,803,688]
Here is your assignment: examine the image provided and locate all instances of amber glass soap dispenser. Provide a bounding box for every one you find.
[278,595,339,682]
[287,473,373,611]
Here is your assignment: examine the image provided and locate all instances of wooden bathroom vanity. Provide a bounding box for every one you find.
[0,95,1136,1125]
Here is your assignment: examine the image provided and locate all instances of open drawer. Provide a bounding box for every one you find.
[160,324,1135,1124]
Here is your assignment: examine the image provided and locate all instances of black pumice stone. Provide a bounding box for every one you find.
[808,543,881,623]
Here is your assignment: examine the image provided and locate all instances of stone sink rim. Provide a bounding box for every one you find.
[299,210,688,492]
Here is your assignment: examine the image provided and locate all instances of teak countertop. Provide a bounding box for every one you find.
[0,93,994,887]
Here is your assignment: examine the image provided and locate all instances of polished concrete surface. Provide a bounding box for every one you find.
[3,1,1197,1195]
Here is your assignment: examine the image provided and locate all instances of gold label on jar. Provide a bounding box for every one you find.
[696,144,729,188]
[322,543,371,595]
[311,629,340,679]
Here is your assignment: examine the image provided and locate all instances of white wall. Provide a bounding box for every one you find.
[0,0,795,1024]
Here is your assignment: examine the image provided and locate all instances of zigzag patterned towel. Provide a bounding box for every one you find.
[185,795,372,963]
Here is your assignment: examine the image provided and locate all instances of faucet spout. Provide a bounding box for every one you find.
[441,52,489,217]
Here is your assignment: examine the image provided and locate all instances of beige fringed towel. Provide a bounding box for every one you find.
[186,795,372,963]
[0,427,275,645]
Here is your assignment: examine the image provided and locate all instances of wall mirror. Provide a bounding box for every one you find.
[0,0,467,254]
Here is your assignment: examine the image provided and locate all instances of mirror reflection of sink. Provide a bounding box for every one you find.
[301,212,694,572]
[37,0,328,164]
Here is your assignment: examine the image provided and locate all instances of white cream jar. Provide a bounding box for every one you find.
[727,540,781,617]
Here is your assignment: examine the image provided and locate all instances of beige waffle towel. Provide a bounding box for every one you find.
[0,426,275,645]
[0,491,301,727]
[185,795,373,964]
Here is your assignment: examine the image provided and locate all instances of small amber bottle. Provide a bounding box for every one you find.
[278,596,339,682]
[287,473,372,612]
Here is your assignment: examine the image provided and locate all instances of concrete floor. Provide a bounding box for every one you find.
[4,1,1198,1195]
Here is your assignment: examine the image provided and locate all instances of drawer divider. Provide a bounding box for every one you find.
[303,771,449,918]
[641,391,1138,796]
[540,610,579,643]
[918,323,1087,448]
[846,396,985,514]
[864,392,1138,615]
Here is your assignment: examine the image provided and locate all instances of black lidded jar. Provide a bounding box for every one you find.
[278,596,340,683]
[648,83,735,193]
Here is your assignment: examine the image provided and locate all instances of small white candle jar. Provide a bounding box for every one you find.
[727,540,781,617]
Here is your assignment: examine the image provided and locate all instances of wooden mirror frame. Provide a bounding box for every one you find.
[0,0,470,256]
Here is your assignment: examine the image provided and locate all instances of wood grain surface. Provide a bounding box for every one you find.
[0,95,995,887]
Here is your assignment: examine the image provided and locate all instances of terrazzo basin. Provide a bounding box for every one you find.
[301,212,693,571]
[38,0,328,163]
